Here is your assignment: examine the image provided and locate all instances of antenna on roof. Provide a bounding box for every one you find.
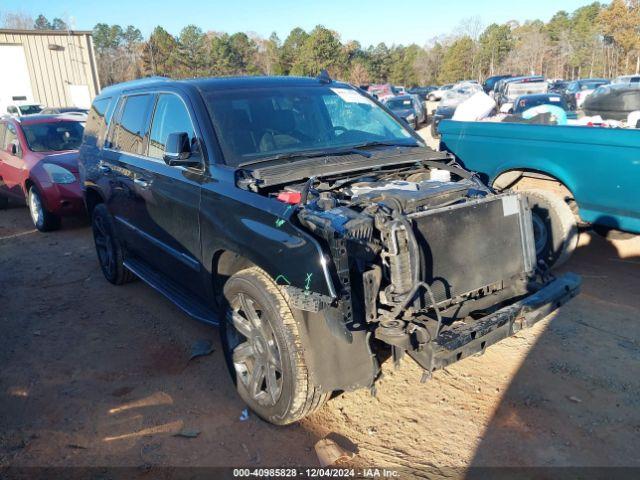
[318,69,332,84]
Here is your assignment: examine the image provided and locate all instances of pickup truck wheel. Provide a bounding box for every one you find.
[221,267,329,425]
[28,186,60,232]
[91,204,136,285]
[430,121,440,139]
[521,189,578,269]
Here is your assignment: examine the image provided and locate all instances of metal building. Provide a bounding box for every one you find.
[0,29,100,112]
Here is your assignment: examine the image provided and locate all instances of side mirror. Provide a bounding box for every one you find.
[10,141,19,156]
[163,132,199,167]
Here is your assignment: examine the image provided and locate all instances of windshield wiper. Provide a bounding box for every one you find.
[238,140,421,168]
[238,146,374,167]
[350,140,420,150]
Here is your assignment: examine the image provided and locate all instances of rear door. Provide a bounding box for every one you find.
[102,93,156,254]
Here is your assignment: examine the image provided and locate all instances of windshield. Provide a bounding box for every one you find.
[19,105,42,115]
[385,98,413,110]
[22,121,84,152]
[202,85,415,166]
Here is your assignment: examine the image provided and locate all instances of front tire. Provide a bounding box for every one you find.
[91,204,135,285]
[28,186,60,232]
[221,267,329,425]
[521,189,578,269]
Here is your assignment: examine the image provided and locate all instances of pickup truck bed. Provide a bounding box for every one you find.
[439,120,640,234]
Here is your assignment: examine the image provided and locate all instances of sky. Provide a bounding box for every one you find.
[2,0,603,47]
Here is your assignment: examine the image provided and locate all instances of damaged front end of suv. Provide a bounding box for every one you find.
[238,146,581,392]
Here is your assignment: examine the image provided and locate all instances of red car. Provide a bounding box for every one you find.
[0,115,85,231]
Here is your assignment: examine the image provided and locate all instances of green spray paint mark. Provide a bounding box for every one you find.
[304,273,313,290]
[275,205,293,228]
[275,274,291,286]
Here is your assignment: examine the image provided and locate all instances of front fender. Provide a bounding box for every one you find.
[199,175,336,299]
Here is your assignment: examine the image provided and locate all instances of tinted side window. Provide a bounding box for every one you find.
[84,97,114,148]
[148,94,196,160]
[112,94,153,155]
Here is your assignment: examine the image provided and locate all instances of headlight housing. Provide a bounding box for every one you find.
[43,163,76,184]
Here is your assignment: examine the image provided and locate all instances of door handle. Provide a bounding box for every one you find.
[134,178,150,189]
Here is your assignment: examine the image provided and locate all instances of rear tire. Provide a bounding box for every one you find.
[431,121,440,139]
[521,189,578,269]
[221,267,329,425]
[28,186,60,232]
[91,204,136,285]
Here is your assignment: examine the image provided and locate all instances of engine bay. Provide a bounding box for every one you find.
[240,158,536,362]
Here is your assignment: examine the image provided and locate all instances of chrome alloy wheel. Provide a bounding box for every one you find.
[28,188,44,229]
[227,293,283,407]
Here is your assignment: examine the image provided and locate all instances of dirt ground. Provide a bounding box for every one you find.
[1,170,639,476]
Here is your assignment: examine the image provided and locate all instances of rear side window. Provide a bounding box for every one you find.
[84,97,114,148]
[148,94,197,160]
[111,94,153,155]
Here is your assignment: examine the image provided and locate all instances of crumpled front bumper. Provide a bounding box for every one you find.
[408,273,582,372]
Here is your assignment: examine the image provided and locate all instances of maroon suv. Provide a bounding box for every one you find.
[0,115,85,231]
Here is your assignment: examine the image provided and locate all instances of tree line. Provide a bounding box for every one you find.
[2,1,640,88]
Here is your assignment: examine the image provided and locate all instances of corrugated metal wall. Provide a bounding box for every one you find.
[0,29,100,107]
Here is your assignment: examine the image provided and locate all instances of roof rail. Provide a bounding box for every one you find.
[100,76,172,94]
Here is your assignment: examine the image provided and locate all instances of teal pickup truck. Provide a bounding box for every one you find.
[439,120,639,266]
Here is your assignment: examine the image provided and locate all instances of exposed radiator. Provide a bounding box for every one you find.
[409,193,536,304]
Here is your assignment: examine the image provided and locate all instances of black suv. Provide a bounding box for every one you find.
[79,75,580,425]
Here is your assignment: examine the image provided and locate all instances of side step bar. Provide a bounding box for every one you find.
[123,257,219,326]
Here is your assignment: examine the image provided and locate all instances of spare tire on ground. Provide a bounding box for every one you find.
[520,189,578,270]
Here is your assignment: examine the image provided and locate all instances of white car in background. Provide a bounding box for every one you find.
[427,84,454,101]
[4,102,43,117]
